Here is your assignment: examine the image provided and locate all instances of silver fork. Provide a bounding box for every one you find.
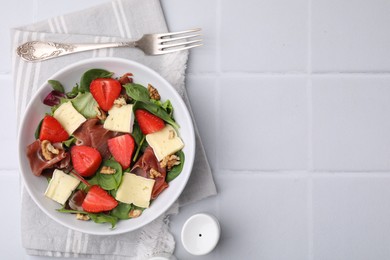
[16,28,202,62]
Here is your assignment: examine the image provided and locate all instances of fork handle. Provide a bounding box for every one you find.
[16,41,137,62]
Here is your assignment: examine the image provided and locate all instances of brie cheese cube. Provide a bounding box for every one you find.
[53,101,86,135]
[115,172,155,208]
[44,169,80,205]
[103,104,134,133]
[146,124,184,161]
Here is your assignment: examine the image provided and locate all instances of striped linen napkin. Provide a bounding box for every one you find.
[12,0,217,259]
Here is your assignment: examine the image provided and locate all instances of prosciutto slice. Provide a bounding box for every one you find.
[73,119,118,159]
[131,146,168,199]
[26,140,68,176]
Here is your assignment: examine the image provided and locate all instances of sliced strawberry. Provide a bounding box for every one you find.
[82,185,118,213]
[39,115,69,143]
[135,109,165,135]
[71,145,102,177]
[107,134,135,169]
[90,78,122,111]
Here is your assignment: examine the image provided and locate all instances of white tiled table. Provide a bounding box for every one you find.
[3,0,390,259]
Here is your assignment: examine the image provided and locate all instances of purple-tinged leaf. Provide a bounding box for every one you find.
[43,90,66,106]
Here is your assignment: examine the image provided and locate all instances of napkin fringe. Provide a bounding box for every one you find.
[136,214,175,258]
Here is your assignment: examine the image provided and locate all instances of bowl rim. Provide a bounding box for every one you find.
[17,57,195,235]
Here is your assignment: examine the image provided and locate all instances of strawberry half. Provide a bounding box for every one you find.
[107,134,135,169]
[82,185,118,213]
[135,109,165,135]
[39,115,69,143]
[90,78,122,111]
[71,145,102,177]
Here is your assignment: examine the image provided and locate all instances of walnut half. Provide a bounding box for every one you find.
[76,213,90,221]
[128,209,142,218]
[41,140,60,160]
[100,166,116,175]
[94,105,107,120]
[148,84,160,100]
[160,154,181,170]
[149,168,162,179]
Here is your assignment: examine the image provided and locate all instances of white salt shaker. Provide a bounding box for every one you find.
[181,213,220,255]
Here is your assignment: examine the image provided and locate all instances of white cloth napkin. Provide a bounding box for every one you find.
[12,0,217,258]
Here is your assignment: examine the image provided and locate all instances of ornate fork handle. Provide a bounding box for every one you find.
[17,41,137,62]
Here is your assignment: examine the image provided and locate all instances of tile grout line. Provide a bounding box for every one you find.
[187,71,390,78]
[214,0,222,172]
[218,169,390,176]
[307,0,314,258]
[308,174,314,260]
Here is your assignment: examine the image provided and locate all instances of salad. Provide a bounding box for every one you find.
[26,69,185,228]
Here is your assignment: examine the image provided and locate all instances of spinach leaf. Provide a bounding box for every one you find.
[96,160,122,191]
[133,136,145,162]
[76,181,88,192]
[57,208,118,228]
[133,101,179,129]
[66,84,80,98]
[88,213,118,228]
[71,92,98,118]
[57,208,88,214]
[131,123,144,146]
[111,202,133,220]
[76,175,99,191]
[89,175,99,185]
[34,118,43,139]
[79,69,113,92]
[63,137,76,148]
[166,150,185,182]
[109,189,117,197]
[124,82,179,129]
[151,99,174,116]
[131,123,149,162]
[123,83,150,102]
[48,79,65,93]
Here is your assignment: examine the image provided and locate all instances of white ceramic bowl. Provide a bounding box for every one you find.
[18,57,195,235]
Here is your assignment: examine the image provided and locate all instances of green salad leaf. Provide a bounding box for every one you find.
[57,208,118,228]
[79,69,113,92]
[71,92,98,118]
[48,80,65,93]
[76,175,99,191]
[88,213,118,228]
[96,160,123,191]
[131,123,144,146]
[133,135,146,162]
[63,137,76,147]
[151,99,173,116]
[131,123,149,162]
[66,84,80,98]
[133,101,179,129]
[124,82,178,128]
[57,208,88,214]
[166,150,185,182]
[111,202,133,220]
[34,119,43,139]
[123,83,150,102]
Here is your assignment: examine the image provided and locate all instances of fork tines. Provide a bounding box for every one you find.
[158,28,202,53]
